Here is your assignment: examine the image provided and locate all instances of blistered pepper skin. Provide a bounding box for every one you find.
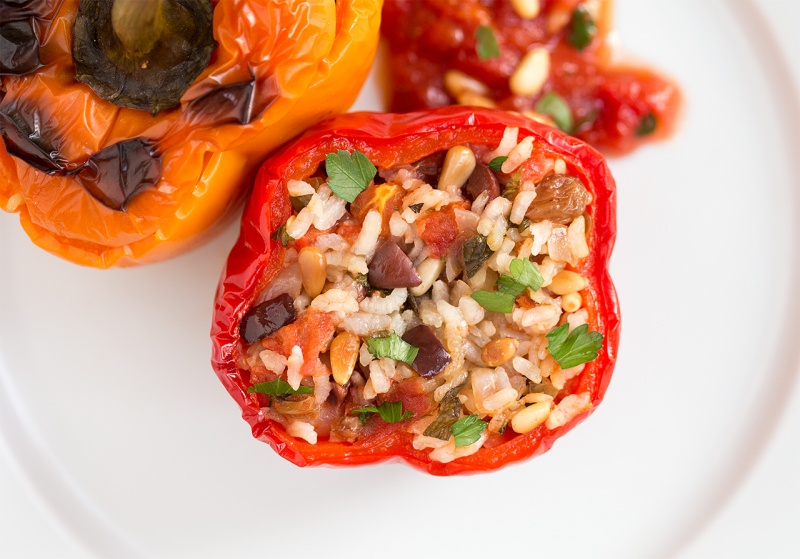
[211,107,621,476]
[0,0,381,267]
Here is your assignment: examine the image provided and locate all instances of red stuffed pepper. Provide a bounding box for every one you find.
[211,107,619,475]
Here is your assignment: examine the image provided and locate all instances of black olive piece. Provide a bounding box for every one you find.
[0,19,40,76]
[0,104,66,173]
[402,325,451,379]
[0,0,52,20]
[75,138,162,211]
[464,162,500,202]
[412,151,446,184]
[423,380,468,440]
[72,0,217,115]
[367,241,421,289]
[240,293,297,345]
[188,79,278,126]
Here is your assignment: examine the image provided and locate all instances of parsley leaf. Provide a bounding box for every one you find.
[535,92,575,133]
[546,323,604,369]
[247,380,313,396]
[462,235,493,278]
[509,258,544,292]
[488,156,508,172]
[272,224,292,247]
[351,401,414,423]
[451,415,487,447]
[636,112,657,136]
[325,150,376,202]
[475,25,500,60]
[470,290,516,314]
[366,332,419,364]
[290,194,312,213]
[568,6,597,51]
[471,258,543,313]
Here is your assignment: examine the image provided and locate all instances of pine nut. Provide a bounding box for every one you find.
[410,257,445,296]
[438,145,476,193]
[444,70,489,97]
[510,400,552,433]
[456,91,497,109]
[509,47,550,97]
[482,337,519,367]
[561,292,582,313]
[510,0,540,19]
[330,332,360,385]
[298,246,327,298]
[548,270,587,295]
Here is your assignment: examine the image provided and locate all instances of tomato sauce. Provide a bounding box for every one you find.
[382,0,681,155]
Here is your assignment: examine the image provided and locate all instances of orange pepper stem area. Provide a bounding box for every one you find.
[0,0,381,267]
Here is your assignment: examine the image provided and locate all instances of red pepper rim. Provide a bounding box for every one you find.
[211,106,620,475]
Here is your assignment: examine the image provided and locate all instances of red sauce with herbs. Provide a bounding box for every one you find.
[382,0,681,155]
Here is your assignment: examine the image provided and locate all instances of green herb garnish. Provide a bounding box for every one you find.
[451,415,487,447]
[272,224,292,247]
[247,380,313,396]
[567,6,597,51]
[462,235,493,278]
[423,382,469,440]
[488,156,508,172]
[535,91,574,133]
[471,258,544,313]
[290,194,312,213]
[325,149,376,202]
[546,323,604,369]
[352,401,414,423]
[516,217,532,233]
[409,202,424,214]
[636,112,657,136]
[475,25,500,60]
[366,332,419,364]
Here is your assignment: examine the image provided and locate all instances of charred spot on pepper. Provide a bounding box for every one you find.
[0,103,66,173]
[240,294,297,345]
[188,77,279,126]
[0,19,40,76]
[75,138,162,211]
[72,0,217,115]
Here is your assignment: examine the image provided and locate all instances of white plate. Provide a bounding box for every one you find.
[2,1,799,557]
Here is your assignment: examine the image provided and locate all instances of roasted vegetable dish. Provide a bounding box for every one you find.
[211,107,620,475]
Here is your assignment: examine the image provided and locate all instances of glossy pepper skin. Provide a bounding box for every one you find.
[0,0,381,267]
[211,107,620,475]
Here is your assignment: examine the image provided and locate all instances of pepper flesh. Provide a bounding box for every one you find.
[211,107,621,475]
[0,0,381,267]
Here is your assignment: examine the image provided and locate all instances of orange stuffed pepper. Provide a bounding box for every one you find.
[0,0,381,267]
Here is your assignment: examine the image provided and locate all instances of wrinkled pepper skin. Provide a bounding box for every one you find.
[211,107,620,475]
[0,0,381,267]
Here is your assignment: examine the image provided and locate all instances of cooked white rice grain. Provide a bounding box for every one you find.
[359,288,408,315]
[484,126,519,161]
[286,345,304,390]
[287,179,315,197]
[340,312,392,336]
[459,296,485,326]
[352,209,382,258]
[287,421,317,444]
[568,215,589,261]
[545,392,592,429]
[501,136,535,173]
[510,190,537,224]
[259,349,287,374]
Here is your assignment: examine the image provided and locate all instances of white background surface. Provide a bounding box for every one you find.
[2,1,799,558]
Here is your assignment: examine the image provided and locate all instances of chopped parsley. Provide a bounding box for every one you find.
[352,401,414,423]
[247,380,313,396]
[325,149,376,202]
[470,257,544,313]
[272,224,292,247]
[567,6,597,51]
[475,25,500,60]
[462,235,493,278]
[451,415,487,447]
[636,112,657,136]
[546,323,604,369]
[366,332,419,364]
[488,156,508,172]
[290,194,312,212]
[409,202,424,213]
[535,91,575,133]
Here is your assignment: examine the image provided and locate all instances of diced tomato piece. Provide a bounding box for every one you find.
[262,310,336,377]
[350,183,405,234]
[417,204,460,258]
